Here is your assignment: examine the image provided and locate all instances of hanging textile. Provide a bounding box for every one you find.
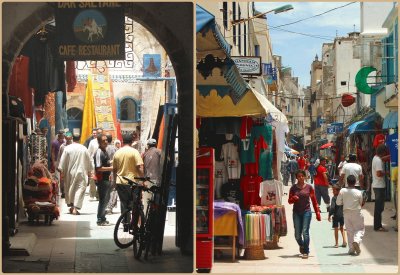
[66,61,77,93]
[9,55,34,118]
[244,205,287,246]
[80,74,96,144]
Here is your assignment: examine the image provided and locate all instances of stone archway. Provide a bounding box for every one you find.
[2,2,193,253]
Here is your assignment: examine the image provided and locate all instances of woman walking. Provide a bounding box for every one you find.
[288,169,321,259]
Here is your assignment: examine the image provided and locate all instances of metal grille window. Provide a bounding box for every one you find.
[67,107,83,120]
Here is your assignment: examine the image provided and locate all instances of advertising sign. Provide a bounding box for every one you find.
[143,54,161,77]
[231,56,262,76]
[327,123,344,134]
[55,2,125,60]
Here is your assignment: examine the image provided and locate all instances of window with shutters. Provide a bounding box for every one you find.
[117,97,141,122]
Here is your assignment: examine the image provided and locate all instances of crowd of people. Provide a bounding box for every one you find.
[54,128,161,226]
[285,143,396,259]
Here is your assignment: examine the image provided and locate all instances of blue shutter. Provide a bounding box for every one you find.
[387,33,394,83]
[116,98,120,121]
[137,100,142,122]
[382,37,387,84]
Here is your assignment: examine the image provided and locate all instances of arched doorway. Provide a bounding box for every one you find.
[2,2,193,256]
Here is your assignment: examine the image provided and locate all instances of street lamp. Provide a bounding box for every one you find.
[231,4,293,25]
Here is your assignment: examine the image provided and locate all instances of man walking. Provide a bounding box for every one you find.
[56,132,73,198]
[314,157,330,212]
[142,138,162,214]
[50,130,65,172]
[372,144,388,232]
[94,133,113,226]
[58,134,93,215]
[113,132,144,218]
[336,175,365,256]
[88,128,103,199]
[340,154,364,189]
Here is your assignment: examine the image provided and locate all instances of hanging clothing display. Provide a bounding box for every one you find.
[220,141,241,179]
[214,161,228,199]
[259,179,283,206]
[28,134,48,165]
[240,174,263,209]
[9,55,34,118]
[243,206,287,247]
[21,33,66,107]
[221,179,242,207]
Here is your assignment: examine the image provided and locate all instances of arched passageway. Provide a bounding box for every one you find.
[2,2,193,254]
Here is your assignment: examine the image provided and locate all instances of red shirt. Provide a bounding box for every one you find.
[314,165,328,186]
[297,157,306,170]
[240,174,263,209]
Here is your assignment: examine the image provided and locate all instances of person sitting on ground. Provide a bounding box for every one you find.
[328,185,347,248]
[336,175,365,256]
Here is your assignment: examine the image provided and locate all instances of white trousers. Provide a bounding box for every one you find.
[344,209,365,245]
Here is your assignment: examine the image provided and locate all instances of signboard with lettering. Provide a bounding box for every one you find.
[55,2,125,60]
[231,56,262,76]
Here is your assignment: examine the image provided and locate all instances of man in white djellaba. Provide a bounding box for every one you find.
[58,134,93,215]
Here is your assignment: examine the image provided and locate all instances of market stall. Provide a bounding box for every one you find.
[196,5,289,268]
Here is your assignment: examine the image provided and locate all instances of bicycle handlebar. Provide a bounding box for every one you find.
[120,176,159,193]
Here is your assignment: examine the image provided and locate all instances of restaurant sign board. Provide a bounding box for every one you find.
[55,2,125,60]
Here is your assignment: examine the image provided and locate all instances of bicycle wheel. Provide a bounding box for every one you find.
[114,210,133,249]
[132,209,145,259]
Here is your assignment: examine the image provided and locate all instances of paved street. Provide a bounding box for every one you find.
[212,184,398,273]
[3,189,193,273]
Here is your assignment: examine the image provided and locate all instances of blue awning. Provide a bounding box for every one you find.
[347,112,382,136]
[196,4,214,33]
[383,111,398,129]
[196,5,231,56]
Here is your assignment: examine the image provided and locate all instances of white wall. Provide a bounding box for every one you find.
[361,2,393,35]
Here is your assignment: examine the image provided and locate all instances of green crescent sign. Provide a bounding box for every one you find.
[355,66,381,94]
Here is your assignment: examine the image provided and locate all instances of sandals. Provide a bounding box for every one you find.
[375,227,388,232]
[342,243,347,247]
[334,244,339,248]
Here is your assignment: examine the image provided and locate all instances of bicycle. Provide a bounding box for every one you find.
[113,176,160,259]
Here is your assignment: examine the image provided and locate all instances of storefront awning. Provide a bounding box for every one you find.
[196,5,231,59]
[346,112,382,136]
[196,4,287,124]
[196,87,288,123]
[383,111,398,129]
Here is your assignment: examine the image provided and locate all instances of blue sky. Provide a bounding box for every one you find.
[254,2,360,87]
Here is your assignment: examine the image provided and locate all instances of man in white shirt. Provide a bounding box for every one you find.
[87,128,103,199]
[340,154,364,189]
[371,144,388,232]
[336,175,364,256]
[337,155,347,175]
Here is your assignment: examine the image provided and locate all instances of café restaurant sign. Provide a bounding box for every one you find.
[231,56,262,76]
[55,2,125,60]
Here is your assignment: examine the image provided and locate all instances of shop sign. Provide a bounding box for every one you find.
[231,56,262,76]
[55,2,125,60]
[143,54,161,77]
[327,122,344,134]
